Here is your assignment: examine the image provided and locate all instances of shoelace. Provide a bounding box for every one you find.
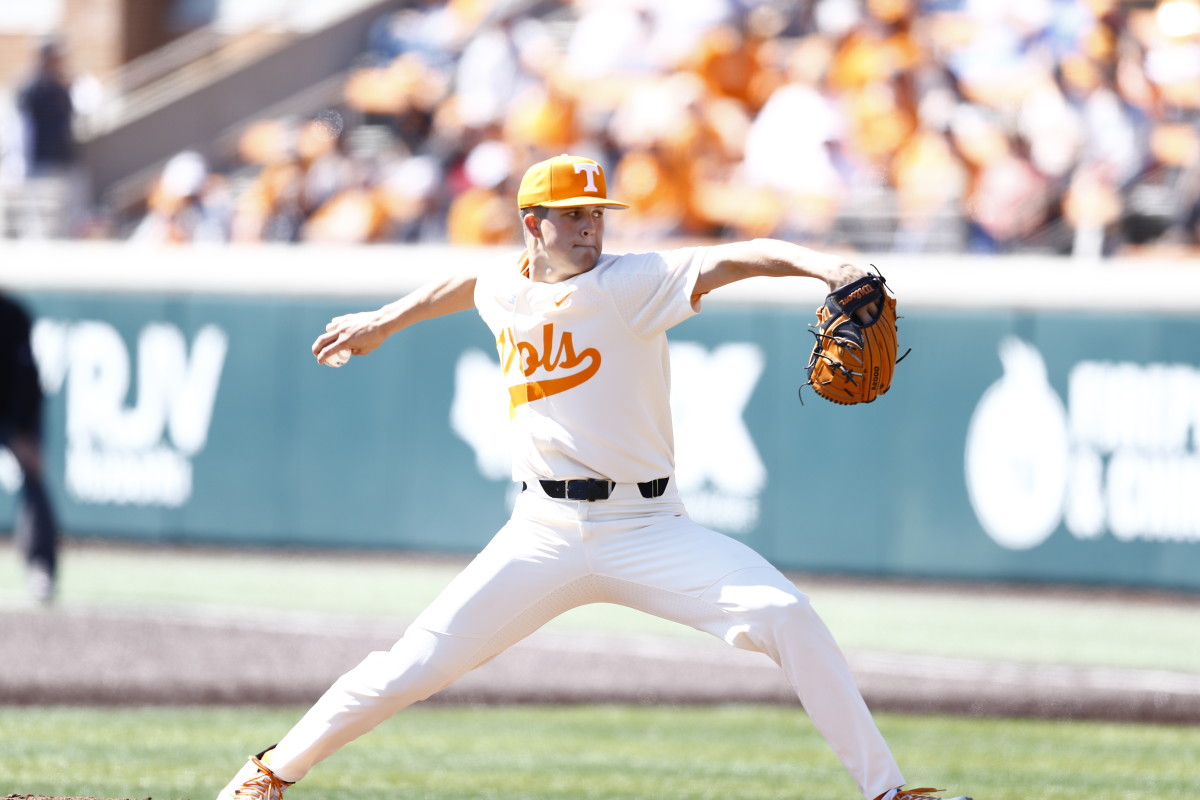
[232,757,290,800]
[895,789,946,800]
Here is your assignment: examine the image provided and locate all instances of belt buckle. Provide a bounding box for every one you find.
[566,479,610,501]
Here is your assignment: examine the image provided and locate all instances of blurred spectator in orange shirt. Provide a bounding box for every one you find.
[446,140,519,244]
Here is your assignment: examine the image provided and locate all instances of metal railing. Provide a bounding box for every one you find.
[77,28,294,141]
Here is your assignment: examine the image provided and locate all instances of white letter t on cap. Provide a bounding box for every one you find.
[573,162,601,192]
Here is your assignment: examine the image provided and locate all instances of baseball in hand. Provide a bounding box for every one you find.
[326,348,352,368]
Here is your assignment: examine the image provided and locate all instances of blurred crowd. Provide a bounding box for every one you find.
[9,0,1200,256]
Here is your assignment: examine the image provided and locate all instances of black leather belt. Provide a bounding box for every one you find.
[524,476,670,502]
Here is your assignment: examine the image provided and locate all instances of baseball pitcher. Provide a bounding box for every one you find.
[216,155,968,800]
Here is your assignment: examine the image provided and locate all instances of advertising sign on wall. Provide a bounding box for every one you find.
[3,248,1198,591]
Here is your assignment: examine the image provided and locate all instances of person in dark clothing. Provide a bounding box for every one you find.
[12,37,85,238]
[16,39,77,173]
[0,291,59,603]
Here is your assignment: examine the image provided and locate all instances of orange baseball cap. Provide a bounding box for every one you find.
[517,154,630,209]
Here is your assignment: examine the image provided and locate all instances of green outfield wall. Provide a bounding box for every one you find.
[3,243,1200,591]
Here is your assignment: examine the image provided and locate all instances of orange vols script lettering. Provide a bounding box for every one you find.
[498,323,601,412]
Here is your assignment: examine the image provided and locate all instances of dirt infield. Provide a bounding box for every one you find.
[4,601,1200,723]
[5,796,147,800]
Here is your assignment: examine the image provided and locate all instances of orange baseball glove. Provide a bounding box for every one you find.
[802,271,907,405]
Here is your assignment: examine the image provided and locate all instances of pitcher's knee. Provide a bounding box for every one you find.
[745,585,817,631]
[713,574,810,621]
[719,581,829,655]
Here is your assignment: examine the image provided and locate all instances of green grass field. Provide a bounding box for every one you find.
[3,704,1198,800]
[2,540,1199,799]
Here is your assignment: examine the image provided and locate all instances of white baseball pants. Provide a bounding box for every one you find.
[266,484,905,799]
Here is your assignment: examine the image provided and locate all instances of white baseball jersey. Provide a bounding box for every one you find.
[474,247,706,483]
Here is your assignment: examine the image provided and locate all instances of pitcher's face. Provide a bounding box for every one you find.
[532,205,606,276]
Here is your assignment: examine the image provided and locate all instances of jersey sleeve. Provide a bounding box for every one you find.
[602,247,705,338]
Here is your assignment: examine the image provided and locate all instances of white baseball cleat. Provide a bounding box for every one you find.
[216,751,293,800]
[877,787,974,800]
[27,564,55,605]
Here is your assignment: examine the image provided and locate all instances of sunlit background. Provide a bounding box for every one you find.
[0,0,1198,256]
